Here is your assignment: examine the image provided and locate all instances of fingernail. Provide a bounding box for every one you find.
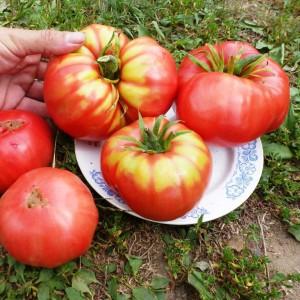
[65,32,85,44]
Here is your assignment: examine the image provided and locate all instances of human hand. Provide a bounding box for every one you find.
[0,27,85,115]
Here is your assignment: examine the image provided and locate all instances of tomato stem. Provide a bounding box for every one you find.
[188,43,268,78]
[121,114,188,154]
[97,55,120,83]
[97,31,121,83]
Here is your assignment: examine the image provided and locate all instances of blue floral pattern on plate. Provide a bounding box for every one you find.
[89,169,125,204]
[225,141,258,199]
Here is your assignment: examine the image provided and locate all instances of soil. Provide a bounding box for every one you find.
[266,220,300,300]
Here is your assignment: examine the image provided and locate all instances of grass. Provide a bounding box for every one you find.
[0,0,300,299]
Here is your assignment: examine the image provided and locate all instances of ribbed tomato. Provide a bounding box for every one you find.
[0,110,53,194]
[101,116,211,221]
[44,24,177,140]
[0,167,98,268]
[177,41,290,146]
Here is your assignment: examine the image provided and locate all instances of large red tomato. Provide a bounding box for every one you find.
[0,167,98,268]
[101,116,211,221]
[177,41,290,146]
[44,24,178,140]
[0,110,53,194]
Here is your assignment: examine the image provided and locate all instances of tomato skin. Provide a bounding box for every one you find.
[0,110,53,194]
[119,37,178,121]
[177,41,290,146]
[44,24,177,141]
[101,118,211,221]
[0,167,98,268]
[44,24,128,141]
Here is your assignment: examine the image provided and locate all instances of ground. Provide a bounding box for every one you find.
[0,0,299,299]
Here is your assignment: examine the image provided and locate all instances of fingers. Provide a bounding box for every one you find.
[37,61,48,80]
[3,27,85,57]
[16,97,48,117]
[27,80,43,101]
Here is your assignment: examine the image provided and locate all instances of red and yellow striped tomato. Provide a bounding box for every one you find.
[44,24,178,140]
[101,116,212,221]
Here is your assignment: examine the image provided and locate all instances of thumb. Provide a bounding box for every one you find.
[3,27,85,57]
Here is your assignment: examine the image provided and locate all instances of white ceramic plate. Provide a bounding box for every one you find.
[74,109,264,225]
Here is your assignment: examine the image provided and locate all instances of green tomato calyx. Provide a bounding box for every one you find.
[188,43,269,78]
[121,114,188,154]
[97,31,121,83]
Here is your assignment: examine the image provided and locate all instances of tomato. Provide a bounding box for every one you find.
[0,167,98,268]
[0,110,53,194]
[118,37,178,121]
[177,41,290,146]
[101,116,211,221]
[44,24,178,140]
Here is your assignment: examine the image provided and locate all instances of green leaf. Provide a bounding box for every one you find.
[107,277,118,300]
[132,287,155,300]
[37,269,54,283]
[8,275,17,283]
[125,255,143,276]
[290,87,300,98]
[153,291,166,300]
[117,294,130,300]
[65,287,85,300]
[74,269,98,285]
[81,257,94,268]
[269,44,285,65]
[72,277,90,295]
[7,255,16,268]
[188,269,214,300]
[0,282,6,295]
[59,261,77,274]
[271,272,287,283]
[71,269,98,296]
[255,40,274,51]
[263,141,293,159]
[71,271,95,296]
[283,104,296,133]
[151,21,165,39]
[14,263,25,283]
[215,287,232,300]
[48,277,65,290]
[288,224,300,242]
[150,276,169,290]
[104,263,117,274]
[137,24,149,37]
[240,19,264,35]
[37,283,50,300]
[182,253,191,268]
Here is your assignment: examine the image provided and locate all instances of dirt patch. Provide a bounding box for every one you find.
[266,220,300,300]
[267,220,300,275]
